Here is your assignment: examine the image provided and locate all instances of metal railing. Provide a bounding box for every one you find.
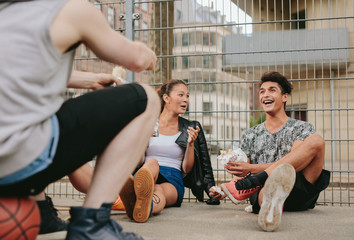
[48,0,354,206]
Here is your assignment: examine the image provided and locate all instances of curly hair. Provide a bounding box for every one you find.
[259,71,292,95]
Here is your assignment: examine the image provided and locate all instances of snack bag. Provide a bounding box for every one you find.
[217,148,247,165]
[211,186,225,197]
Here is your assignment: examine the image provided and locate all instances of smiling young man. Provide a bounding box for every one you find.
[211,71,330,232]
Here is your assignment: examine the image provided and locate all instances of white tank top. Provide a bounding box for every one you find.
[145,132,184,170]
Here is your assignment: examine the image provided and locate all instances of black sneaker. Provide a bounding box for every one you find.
[66,203,144,240]
[36,195,68,234]
[235,171,268,190]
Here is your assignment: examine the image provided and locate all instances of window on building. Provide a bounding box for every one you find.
[182,57,189,68]
[203,33,215,45]
[203,56,210,68]
[202,78,216,92]
[182,33,189,46]
[286,105,307,121]
[174,35,178,47]
[203,125,212,135]
[203,102,212,115]
[107,7,115,29]
[292,10,306,29]
[172,57,176,69]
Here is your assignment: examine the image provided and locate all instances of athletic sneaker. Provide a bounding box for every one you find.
[112,196,126,211]
[221,181,260,204]
[119,175,136,219]
[258,163,296,232]
[37,195,68,234]
[235,171,268,191]
[67,203,144,240]
[132,168,154,223]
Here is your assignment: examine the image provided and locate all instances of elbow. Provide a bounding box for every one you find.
[127,58,147,72]
[183,165,193,174]
[126,43,153,72]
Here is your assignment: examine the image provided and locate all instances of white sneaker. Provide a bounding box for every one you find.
[258,164,296,232]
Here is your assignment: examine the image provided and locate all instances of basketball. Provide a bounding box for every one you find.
[0,197,40,240]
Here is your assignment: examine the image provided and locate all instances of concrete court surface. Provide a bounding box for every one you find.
[37,197,354,240]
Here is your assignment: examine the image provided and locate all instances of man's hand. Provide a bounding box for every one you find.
[224,161,252,177]
[68,71,126,90]
[91,73,120,89]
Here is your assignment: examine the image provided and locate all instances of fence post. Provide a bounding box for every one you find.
[125,0,135,83]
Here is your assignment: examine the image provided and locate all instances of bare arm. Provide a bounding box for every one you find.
[67,70,122,90]
[225,139,305,176]
[50,0,156,72]
[182,126,200,173]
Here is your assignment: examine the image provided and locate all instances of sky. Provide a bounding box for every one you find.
[195,0,252,34]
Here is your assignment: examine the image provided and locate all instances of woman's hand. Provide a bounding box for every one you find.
[187,126,200,145]
[224,161,252,177]
[182,126,200,173]
[209,186,226,200]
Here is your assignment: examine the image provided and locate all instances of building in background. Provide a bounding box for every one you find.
[173,0,249,151]
[225,0,353,165]
[55,0,353,204]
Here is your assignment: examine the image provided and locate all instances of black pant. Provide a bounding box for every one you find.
[250,169,330,213]
[0,83,147,197]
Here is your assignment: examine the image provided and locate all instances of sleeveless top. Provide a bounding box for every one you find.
[145,132,184,171]
[0,0,75,177]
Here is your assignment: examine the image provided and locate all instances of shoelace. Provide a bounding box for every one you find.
[238,185,260,194]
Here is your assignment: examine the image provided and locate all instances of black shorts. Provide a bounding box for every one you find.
[0,83,147,197]
[250,169,330,213]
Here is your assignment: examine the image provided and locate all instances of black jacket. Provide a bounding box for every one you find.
[175,116,217,202]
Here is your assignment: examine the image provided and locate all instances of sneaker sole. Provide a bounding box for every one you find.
[133,168,154,223]
[258,164,296,232]
[220,184,243,205]
[119,175,136,220]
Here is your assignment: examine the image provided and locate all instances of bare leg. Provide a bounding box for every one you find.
[142,158,160,182]
[256,134,325,208]
[264,134,325,184]
[84,84,160,208]
[69,163,94,194]
[140,158,178,214]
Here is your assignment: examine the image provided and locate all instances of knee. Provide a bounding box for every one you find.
[140,84,160,115]
[154,184,163,193]
[307,134,325,152]
[145,158,159,168]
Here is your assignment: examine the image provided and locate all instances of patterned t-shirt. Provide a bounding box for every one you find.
[240,118,316,164]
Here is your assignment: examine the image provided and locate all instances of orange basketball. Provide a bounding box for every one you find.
[0,197,40,240]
